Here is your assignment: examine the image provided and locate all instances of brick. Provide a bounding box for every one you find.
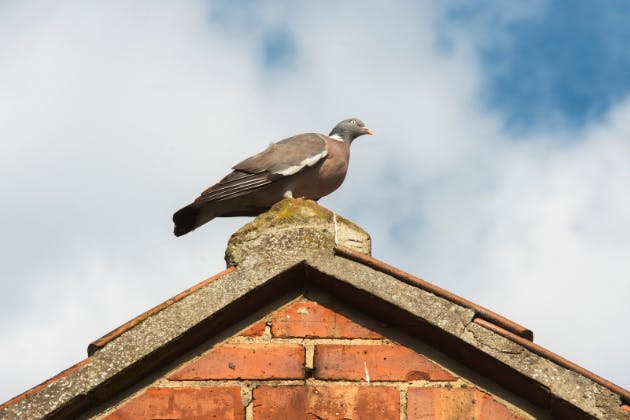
[272,300,382,338]
[103,387,243,419]
[169,343,304,380]
[240,319,266,336]
[407,387,526,420]
[253,385,399,419]
[314,344,456,381]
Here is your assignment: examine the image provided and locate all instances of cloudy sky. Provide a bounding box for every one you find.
[1,0,629,402]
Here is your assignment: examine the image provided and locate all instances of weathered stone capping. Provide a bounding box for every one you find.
[225,198,371,268]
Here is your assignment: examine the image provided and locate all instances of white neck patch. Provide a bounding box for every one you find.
[329,133,344,142]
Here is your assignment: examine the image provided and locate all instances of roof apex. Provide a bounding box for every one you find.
[225,198,371,268]
[3,201,629,419]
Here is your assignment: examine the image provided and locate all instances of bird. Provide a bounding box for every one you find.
[172,118,373,236]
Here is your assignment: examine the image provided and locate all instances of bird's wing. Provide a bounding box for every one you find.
[195,133,328,203]
[233,133,328,175]
[195,171,273,203]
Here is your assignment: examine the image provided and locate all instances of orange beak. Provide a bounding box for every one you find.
[363,127,373,135]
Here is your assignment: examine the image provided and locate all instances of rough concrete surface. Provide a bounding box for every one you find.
[225,198,371,269]
[307,253,628,419]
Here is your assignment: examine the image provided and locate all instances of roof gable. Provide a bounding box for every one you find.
[1,199,628,419]
[96,296,534,419]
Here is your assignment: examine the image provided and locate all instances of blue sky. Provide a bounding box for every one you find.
[1,0,629,404]
[212,1,630,129]
[469,1,630,130]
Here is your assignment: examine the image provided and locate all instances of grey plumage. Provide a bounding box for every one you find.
[173,118,372,236]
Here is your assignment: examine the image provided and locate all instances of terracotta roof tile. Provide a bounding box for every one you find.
[0,357,91,412]
[334,245,630,406]
[88,266,235,354]
[474,317,630,405]
[334,245,533,341]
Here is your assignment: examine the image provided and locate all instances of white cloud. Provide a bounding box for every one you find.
[476,104,630,377]
[0,0,628,403]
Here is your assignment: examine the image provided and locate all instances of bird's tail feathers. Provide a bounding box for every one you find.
[173,204,207,237]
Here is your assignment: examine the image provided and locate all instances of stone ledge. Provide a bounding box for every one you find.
[225,199,371,268]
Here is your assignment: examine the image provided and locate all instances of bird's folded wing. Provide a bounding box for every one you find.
[195,133,328,204]
[233,133,328,176]
[196,171,273,203]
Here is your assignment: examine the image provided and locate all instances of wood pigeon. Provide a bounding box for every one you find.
[173,118,373,236]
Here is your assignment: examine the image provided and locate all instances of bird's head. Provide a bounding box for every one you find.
[329,118,373,143]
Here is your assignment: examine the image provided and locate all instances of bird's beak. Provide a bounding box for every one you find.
[363,127,373,135]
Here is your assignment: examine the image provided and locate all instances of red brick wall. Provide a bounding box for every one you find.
[100,298,529,419]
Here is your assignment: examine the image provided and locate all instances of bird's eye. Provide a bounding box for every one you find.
[350,119,357,125]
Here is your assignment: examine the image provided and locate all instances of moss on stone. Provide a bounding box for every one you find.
[225,198,370,268]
